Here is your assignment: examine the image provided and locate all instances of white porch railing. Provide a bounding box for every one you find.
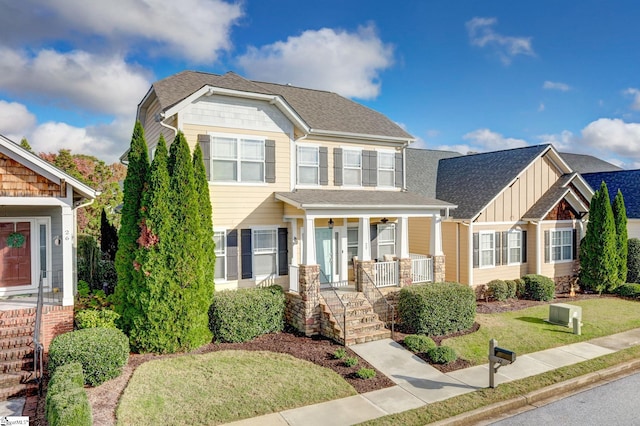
[289,265,299,292]
[410,254,433,283]
[374,260,399,287]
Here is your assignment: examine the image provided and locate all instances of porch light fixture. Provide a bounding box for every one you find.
[380,217,389,224]
[328,218,334,229]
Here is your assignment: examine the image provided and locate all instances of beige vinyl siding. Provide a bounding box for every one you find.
[476,154,562,222]
[442,221,467,284]
[539,221,579,279]
[408,217,431,256]
[143,99,176,151]
[284,204,305,218]
[628,220,640,240]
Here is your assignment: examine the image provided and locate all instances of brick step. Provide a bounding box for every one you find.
[345,329,391,346]
[345,313,380,327]
[0,357,34,375]
[0,347,33,362]
[0,326,34,339]
[343,298,367,309]
[0,316,36,328]
[345,306,375,317]
[0,382,38,402]
[0,336,33,351]
[0,372,34,389]
[345,321,386,336]
[0,309,36,319]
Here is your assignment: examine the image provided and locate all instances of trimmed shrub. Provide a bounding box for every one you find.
[617,283,640,299]
[48,328,129,386]
[487,279,509,301]
[75,308,120,329]
[45,362,92,426]
[356,368,376,379]
[505,280,517,299]
[403,335,436,353]
[427,346,457,364]
[209,286,285,343]
[515,278,526,299]
[522,274,555,301]
[399,282,476,336]
[344,357,358,367]
[628,238,640,284]
[333,348,347,359]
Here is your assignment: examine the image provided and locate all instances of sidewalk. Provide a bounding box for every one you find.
[224,328,640,426]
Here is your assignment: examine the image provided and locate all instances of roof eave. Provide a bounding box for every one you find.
[308,128,414,145]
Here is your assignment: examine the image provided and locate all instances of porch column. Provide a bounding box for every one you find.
[430,213,443,256]
[61,205,74,306]
[303,215,316,265]
[358,217,371,261]
[290,219,299,265]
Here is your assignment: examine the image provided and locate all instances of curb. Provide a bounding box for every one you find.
[431,358,640,426]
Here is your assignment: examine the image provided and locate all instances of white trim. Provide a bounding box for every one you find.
[549,227,574,263]
[342,148,363,187]
[251,227,279,281]
[471,220,528,226]
[478,230,495,269]
[296,144,320,187]
[377,149,396,188]
[507,230,523,265]
[207,132,266,184]
[213,229,227,282]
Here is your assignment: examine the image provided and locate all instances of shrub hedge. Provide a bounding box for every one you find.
[48,328,129,386]
[487,279,509,301]
[208,286,285,343]
[427,346,457,364]
[522,274,556,301]
[504,280,517,299]
[403,334,436,353]
[514,278,526,299]
[617,283,640,299]
[75,308,120,329]
[398,282,476,336]
[628,238,640,283]
[45,362,92,426]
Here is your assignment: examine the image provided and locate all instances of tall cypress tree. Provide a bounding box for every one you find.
[613,189,628,285]
[193,143,216,290]
[114,121,150,333]
[167,132,212,350]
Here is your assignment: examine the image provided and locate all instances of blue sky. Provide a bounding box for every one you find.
[1,1,639,167]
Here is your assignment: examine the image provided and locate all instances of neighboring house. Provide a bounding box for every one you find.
[0,133,97,375]
[407,144,594,291]
[560,152,622,174]
[582,170,640,239]
[132,71,455,342]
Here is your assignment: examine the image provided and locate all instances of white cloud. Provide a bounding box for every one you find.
[466,17,534,64]
[0,0,242,63]
[537,130,576,151]
[0,101,37,141]
[462,128,528,150]
[237,24,394,99]
[581,118,640,159]
[624,88,640,110]
[538,102,545,112]
[0,47,150,117]
[543,81,570,91]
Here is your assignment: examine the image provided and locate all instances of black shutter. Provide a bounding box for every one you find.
[197,134,211,181]
[495,232,501,266]
[363,150,377,187]
[521,230,527,263]
[265,140,276,183]
[544,230,550,263]
[278,228,288,276]
[370,224,378,261]
[573,229,578,260]
[334,148,343,186]
[226,230,238,280]
[319,147,328,185]
[241,229,252,279]
[502,232,508,265]
[395,152,403,188]
[473,232,479,268]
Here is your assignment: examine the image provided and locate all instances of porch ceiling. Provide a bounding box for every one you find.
[275,189,456,214]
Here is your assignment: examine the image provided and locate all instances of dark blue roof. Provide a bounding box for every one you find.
[582,170,640,219]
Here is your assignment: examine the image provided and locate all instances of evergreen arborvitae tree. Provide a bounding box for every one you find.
[100,208,118,261]
[114,121,150,333]
[613,189,628,285]
[167,132,213,350]
[192,143,216,290]
[579,181,618,294]
[129,135,180,353]
[19,137,33,152]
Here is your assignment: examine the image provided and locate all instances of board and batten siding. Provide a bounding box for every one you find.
[442,221,468,284]
[476,155,562,223]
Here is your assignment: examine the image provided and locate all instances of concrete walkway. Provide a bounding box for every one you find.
[224,328,640,426]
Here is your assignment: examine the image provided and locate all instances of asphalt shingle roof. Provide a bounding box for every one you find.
[560,152,622,173]
[582,170,640,218]
[150,71,413,140]
[523,174,575,220]
[435,144,551,220]
[405,148,462,198]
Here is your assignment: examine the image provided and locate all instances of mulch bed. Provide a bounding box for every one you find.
[30,293,610,425]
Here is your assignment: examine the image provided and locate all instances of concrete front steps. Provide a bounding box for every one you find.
[321,291,391,346]
[0,309,38,401]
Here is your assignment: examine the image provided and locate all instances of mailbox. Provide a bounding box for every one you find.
[494,347,516,363]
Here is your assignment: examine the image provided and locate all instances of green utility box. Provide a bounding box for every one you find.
[548,303,582,327]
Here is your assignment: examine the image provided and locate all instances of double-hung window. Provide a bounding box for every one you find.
[253,229,278,277]
[551,229,572,262]
[297,145,319,185]
[377,224,396,259]
[214,230,226,281]
[347,227,359,264]
[479,231,495,268]
[378,151,395,187]
[343,149,362,186]
[508,230,522,264]
[211,136,265,182]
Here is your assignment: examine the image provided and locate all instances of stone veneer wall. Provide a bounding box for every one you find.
[284,264,320,336]
[397,258,412,287]
[433,255,445,283]
[355,260,375,292]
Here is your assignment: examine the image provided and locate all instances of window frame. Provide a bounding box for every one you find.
[377,223,396,260]
[507,230,522,265]
[213,229,227,282]
[347,226,359,267]
[296,144,320,186]
[342,148,362,187]
[479,231,495,268]
[252,227,279,279]
[377,150,396,188]
[550,228,573,263]
[209,133,266,184]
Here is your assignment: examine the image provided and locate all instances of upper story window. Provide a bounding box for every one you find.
[297,145,319,185]
[378,151,395,187]
[343,149,362,186]
[211,136,265,183]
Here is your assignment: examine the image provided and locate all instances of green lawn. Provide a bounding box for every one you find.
[444,297,640,365]
[116,350,356,426]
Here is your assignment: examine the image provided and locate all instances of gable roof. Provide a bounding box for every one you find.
[523,173,589,220]
[560,152,622,173]
[436,144,555,220]
[405,148,462,198]
[146,71,413,141]
[582,170,640,218]
[0,134,97,201]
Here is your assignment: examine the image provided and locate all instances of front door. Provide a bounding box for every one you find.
[0,222,31,287]
[315,227,342,284]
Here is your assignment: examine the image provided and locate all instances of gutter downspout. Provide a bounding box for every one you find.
[531,221,542,275]
[158,112,178,140]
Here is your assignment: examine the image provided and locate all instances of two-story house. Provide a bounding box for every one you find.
[133,71,455,343]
